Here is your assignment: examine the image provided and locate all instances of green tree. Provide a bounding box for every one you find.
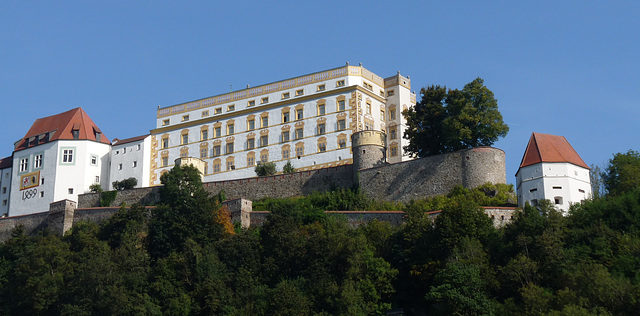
[255,162,277,176]
[283,160,296,173]
[149,164,227,258]
[603,150,640,196]
[403,78,508,157]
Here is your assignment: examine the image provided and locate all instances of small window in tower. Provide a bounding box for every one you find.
[68,188,74,194]
[529,188,537,192]
[579,189,585,193]
[387,90,395,97]
[553,186,562,189]
[554,197,563,205]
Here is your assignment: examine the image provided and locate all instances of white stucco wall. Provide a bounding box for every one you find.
[516,162,592,213]
[109,137,151,189]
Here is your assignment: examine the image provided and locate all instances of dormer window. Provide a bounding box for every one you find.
[95,132,101,142]
[72,130,79,139]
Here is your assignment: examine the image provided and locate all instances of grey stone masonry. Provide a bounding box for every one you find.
[358,147,506,202]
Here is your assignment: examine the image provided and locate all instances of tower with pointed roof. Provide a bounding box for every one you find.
[516,132,591,213]
[8,108,112,216]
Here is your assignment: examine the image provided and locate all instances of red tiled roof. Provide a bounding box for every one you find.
[112,134,149,146]
[519,132,589,169]
[15,108,111,151]
[0,156,12,169]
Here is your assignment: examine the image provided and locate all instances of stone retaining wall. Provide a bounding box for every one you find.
[358,147,506,202]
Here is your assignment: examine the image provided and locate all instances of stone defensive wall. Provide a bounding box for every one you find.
[77,147,505,208]
[358,147,506,202]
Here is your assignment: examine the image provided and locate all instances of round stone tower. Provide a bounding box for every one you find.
[351,130,387,171]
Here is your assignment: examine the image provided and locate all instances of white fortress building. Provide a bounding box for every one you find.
[516,132,592,213]
[0,63,417,216]
[148,63,415,185]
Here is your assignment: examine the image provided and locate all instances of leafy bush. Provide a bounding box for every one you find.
[112,177,138,190]
[89,183,103,193]
[283,160,296,174]
[255,162,277,176]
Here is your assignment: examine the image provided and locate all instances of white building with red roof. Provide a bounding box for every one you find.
[8,108,112,216]
[516,132,591,213]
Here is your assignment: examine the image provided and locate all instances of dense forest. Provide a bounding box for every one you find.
[1,162,639,315]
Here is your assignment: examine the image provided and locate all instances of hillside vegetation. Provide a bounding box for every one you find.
[0,165,639,315]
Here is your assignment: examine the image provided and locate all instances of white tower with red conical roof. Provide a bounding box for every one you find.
[516,132,591,213]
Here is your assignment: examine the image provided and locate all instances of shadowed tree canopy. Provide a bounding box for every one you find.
[403,78,509,157]
[603,149,640,196]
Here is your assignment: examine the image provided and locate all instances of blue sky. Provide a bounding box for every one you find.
[1,1,638,184]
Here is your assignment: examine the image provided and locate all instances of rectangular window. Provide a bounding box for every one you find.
[318,123,325,135]
[181,134,188,145]
[338,100,345,111]
[2,200,6,206]
[118,163,123,170]
[338,138,347,148]
[20,157,29,172]
[391,146,398,157]
[247,157,255,167]
[34,154,43,169]
[248,119,255,130]
[338,119,346,131]
[380,90,385,97]
[295,128,304,139]
[318,143,326,152]
[202,110,209,117]
[390,127,397,140]
[90,155,97,166]
[62,149,74,163]
[133,161,138,168]
[215,127,221,137]
[553,186,562,189]
[213,145,221,156]
[248,100,255,107]
[295,89,304,96]
[227,161,234,171]
[381,109,385,121]
[387,90,395,97]
[228,124,235,135]
[137,144,141,150]
[296,109,304,120]
[162,119,170,126]
[283,112,290,123]
[40,191,44,198]
[390,109,396,120]
[261,117,268,128]
[282,131,290,142]
[215,107,222,114]
[2,187,6,194]
[296,146,304,157]
[226,142,234,154]
[162,157,168,167]
[282,149,290,159]
[162,138,169,149]
[282,92,290,99]
[336,80,345,87]
[68,188,74,194]
[201,130,208,140]
[363,82,372,90]
[529,188,538,192]
[317,84,325,91]
[365,122,374,130]
[260,153,268,164]
[366,102,372,114]
[214,164,221,173]
[261,97,269,104]
[248,138,255,149]
[318,104,325,115]
[200,147,208,158]
[260,135,269,147]
[182,115,189,122]
[228,104,235,111]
